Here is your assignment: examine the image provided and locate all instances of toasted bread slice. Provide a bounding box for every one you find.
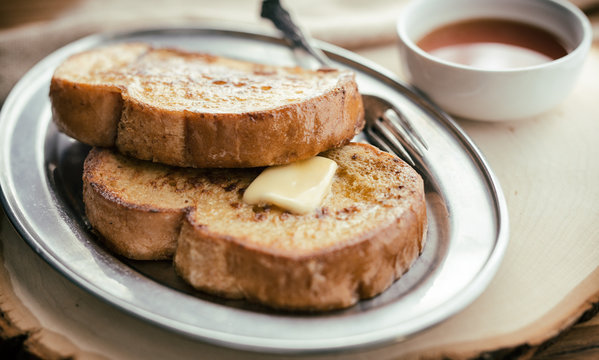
[82,143,427,310]
[51,43,364,168]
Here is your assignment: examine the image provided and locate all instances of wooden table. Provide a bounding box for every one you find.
[1,1,598,359]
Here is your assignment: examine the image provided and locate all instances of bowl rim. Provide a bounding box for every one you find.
[396,0,593,73]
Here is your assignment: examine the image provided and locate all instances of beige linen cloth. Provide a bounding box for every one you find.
[0,0,407,104]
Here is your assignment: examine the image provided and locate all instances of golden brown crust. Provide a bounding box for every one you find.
[50,79,123,146]
[83,143,427,310]
[83,148,185,260]
[51,43,365,168]
[174,207,426,310]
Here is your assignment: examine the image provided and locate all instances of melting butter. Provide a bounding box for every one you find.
[243,156,337,214]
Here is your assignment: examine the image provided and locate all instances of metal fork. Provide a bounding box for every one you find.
[260,0,427,166]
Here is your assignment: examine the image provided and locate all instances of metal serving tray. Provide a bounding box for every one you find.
[0,27,508,354]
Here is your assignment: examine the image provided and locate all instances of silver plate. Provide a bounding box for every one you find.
[0,27,508,354]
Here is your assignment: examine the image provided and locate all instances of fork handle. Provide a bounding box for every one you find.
[260,0,333,68]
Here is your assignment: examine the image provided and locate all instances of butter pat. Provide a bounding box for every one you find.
[243,156,337,214]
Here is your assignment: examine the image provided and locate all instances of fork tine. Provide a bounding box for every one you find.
[367,120,416,166]
[366,128,394,154]
[385,107,429,150]
[362,94,428,166]
[373,119,417,166]
[381,110,420,153]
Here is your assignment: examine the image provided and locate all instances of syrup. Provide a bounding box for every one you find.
[417,19,568,69]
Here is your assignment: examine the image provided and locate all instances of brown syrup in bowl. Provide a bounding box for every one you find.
[417,19,569,69]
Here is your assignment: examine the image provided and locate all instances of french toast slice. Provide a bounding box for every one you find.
[51,43,364,168]
[82,143,427,310]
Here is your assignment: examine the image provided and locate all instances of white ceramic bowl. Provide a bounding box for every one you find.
[397,0,592,121]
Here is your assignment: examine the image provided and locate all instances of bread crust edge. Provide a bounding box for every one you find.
[50,45,365,168]
[82,144,427,311]
[82,148,183,260]
[173,200,427,311]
